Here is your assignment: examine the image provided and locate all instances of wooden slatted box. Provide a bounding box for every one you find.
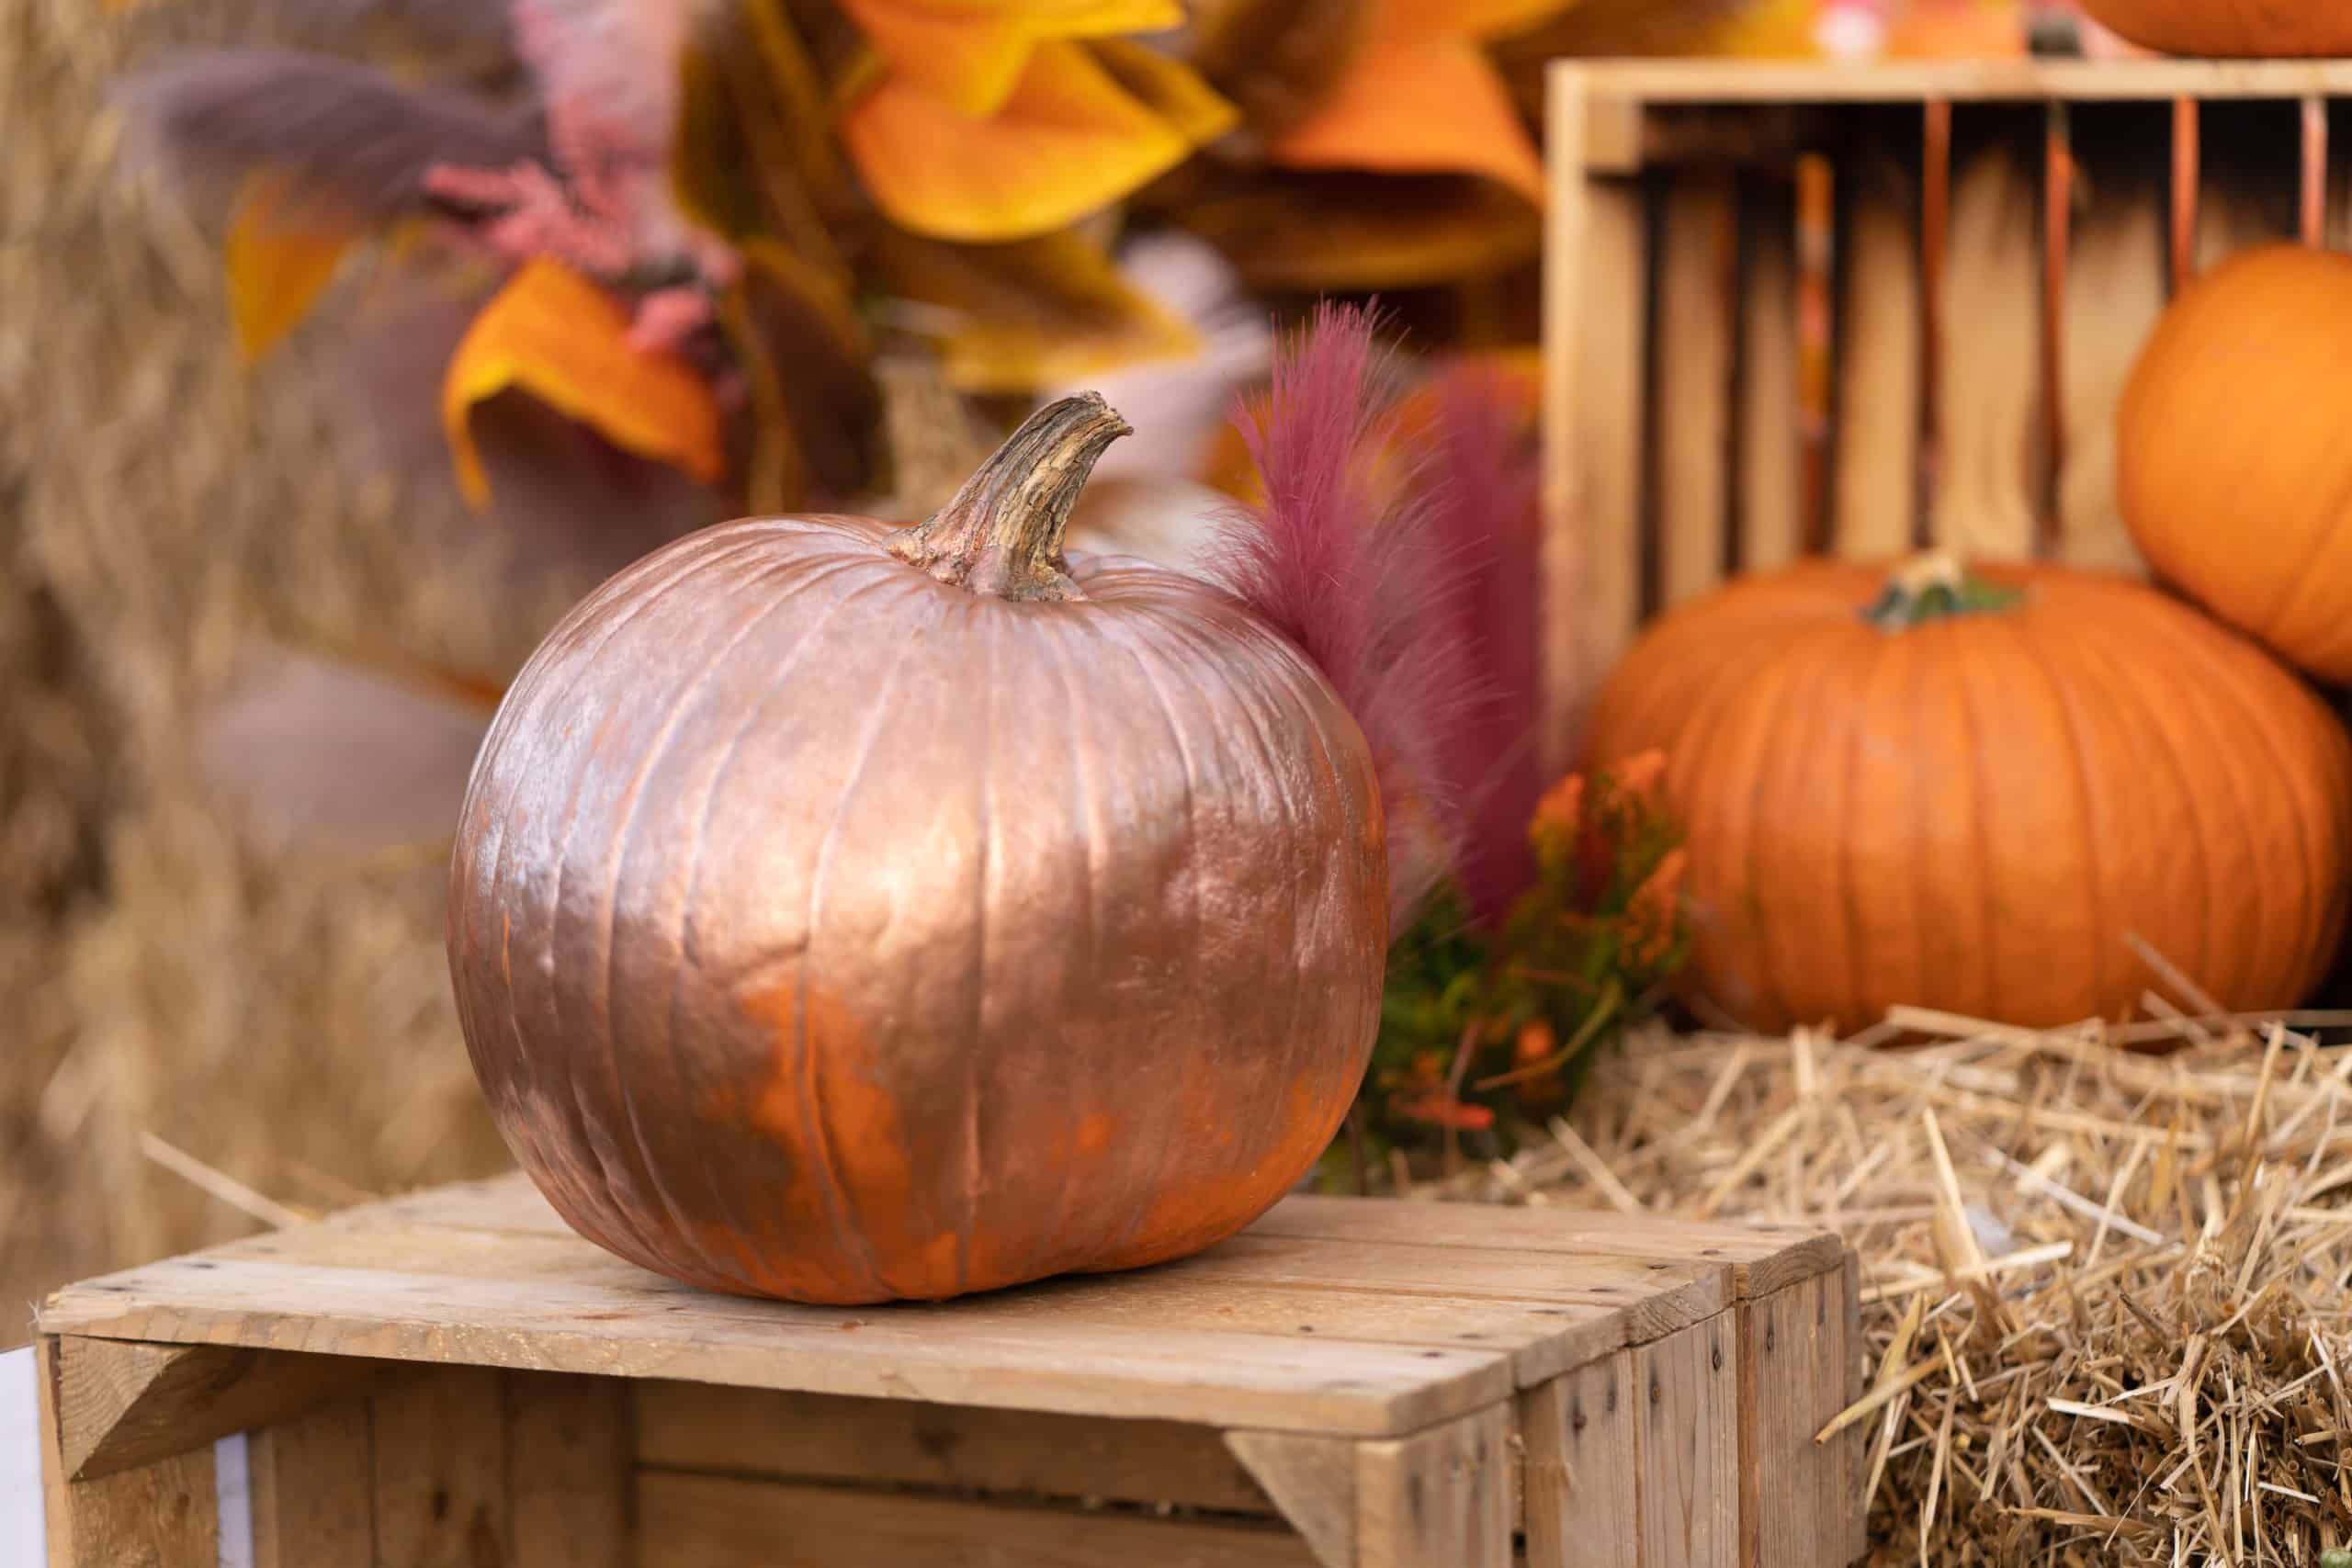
[1539,57,2352,760]
[35,1171,1864,1566]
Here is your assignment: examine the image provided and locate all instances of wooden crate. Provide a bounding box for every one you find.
[31,1171,1864,1566]
[1540,58,2352,762]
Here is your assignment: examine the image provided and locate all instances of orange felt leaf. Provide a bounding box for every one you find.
[843,39,1237,243]
[225,174,355,364]
[841,0,1182,118]
[440,260,724,511]
[1266,35,1543,205]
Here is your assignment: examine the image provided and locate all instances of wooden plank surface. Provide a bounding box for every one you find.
[1738,1273,1856,1568]
[508,1374,629,1568]
[1258,1193,1841,1300]
[1656,175,1737,610]
[1521,1353,1638,1568]
[50,1335,387,1482]
[1354,1404,1512,1568]
[1634,1316,1740,1568]
[42,1254,1509,1438]
[636,1471,1318,1568]
[1544,71,1649,770]
[371,1365,510,1568]
[249,1394,371,1568]
[1556,58,2352,107]
[639,1382,1271,1515]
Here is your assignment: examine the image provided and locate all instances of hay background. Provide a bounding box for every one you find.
[0,0,575,1345]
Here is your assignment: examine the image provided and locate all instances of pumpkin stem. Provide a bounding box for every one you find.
[1862,551,2023,631]
[888,392,1132,603]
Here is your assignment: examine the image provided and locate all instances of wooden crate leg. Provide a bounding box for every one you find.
[1226,1430,1356,1568]
[1740,1270,1865,1568]
[1354,1404,1512,1568]
[1521,1351,1637,1568]
[1634,1314,1739,1568]
[35,1336,220,1568]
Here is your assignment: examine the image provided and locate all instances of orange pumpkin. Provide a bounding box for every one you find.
[1583,555,2352,1034]
[2074,0,2352,55]
[2120,244,2352,683]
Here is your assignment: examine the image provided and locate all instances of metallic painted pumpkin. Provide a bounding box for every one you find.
[447,396,1388,1304]
[2072,0,2352,55]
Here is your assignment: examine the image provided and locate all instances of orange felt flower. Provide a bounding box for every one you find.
[1530,773,1586,852]
[843,39,1236,243]
[441,259,725,510]
[1610,750,1668,806]
[1624,847,1688,965]
[1263,0,1567,203]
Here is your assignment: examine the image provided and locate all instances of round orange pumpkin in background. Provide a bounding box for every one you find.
[2074,0,2352,56]
[447,395,1388,1306]
[1582,555,2352,1035]
[2120,243,2352,683]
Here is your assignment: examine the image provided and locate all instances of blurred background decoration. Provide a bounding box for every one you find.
[0,0,2137,1344]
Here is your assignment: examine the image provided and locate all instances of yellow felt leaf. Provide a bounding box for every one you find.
[870,227,1198,393]
[441,259,725,511]
[843,39,1237,243]
[841,0,1181,118]
[1696,0,1824,56]
[225,175,355,364]
[1266,34,1543,205]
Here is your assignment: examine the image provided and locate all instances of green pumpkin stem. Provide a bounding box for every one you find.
[1861,552,2023,631]
[889,392,1131,603]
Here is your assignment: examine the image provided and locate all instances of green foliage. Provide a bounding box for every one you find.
[1335,753,1694,1181]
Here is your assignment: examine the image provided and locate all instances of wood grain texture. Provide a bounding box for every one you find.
[1543,73,1649,771]
[1634,1315,1739,1568]
[1520,1355,1638,1568]
[1839,1252,1869,1566]
[636,1470,1318,1568]
[1555,57,2352,107]
[638,1382,1270,1514]
[51,1334,386,1482]
[1225,1430,1355,1568]
[371,1365,510,1568]
[1259,1195,1839,1301]
[1354,1404,1512,1568]
[42,1252,1510,1438]
[250,1393,371,1568]
[1738,187,1804,574]
[1737,1275,1859,1568]
[508,1372,629,1568]
[38,1335,221,1568]
[1834,186,1923,559]
[1657,175,1737,611]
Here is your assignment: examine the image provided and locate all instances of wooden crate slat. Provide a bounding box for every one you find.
[1352,1404,1512,1568]
[42,1256,1511,1437]
[49,1335,390,1483]
[1738,1270,1855,1568]
[249,1393,371,1568]
[179,1220,1635,1388]
[1556,58,2352,107]
[507,1373,630,1568]
[1933,148,2043,560]
[1259,1193,1842,1298]
[638,1383,1270,1514]
[1520,1351,1638,1568]
[1656,175,1739,609]
[1224,1430,1357,1568]
[372,1366,511,1568]
[1738,179,1805,573]
[1634,1315,1740,1568]
[635,1470,1320,1568]
[1833,179,1923,558]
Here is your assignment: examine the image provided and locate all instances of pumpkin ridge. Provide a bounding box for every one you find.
[2071,607,2239,1009]
[2002,615,2109,1020]
[594,551,823,1292]
[513,535,785,1277]
[2183,624,2332,1003]
[1133,598,1314,1197]
[1032,614,1108,1272]
[2248,446,2352,672]
[797,597,957,1301]
[658,558,907,1294]
[1736,622,1855,1032]
[1091,615,1205,1267]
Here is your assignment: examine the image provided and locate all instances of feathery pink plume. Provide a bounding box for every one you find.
[1413,364,1547,925]
[1207,303,1483,932]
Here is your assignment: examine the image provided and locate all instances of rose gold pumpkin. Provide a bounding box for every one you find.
[447,397,1387,1304]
